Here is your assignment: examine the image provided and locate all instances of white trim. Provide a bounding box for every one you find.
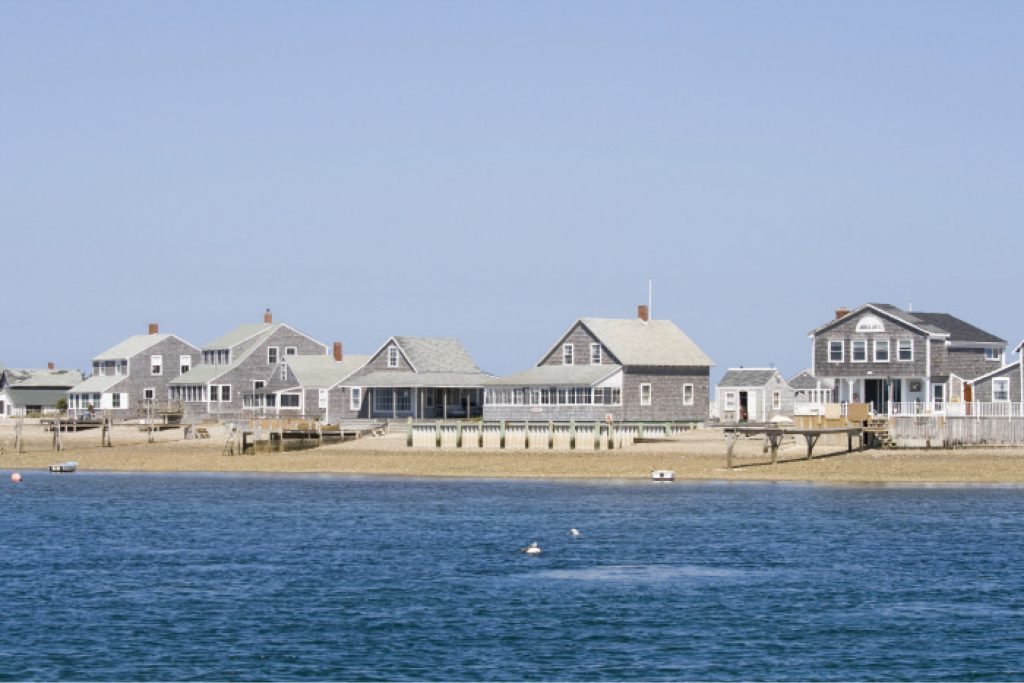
[682,383,694,406]
[150,354,163,376]
[563,344,574,366]
[851,340,868,363]
[285,346,298,357]
[828,340,844,363]
[267,346,279,364]
[993,377,1011,402]
[811,304,950,339]
[387,345,400,368]
[350,386,363,411]
[968,360,1021,385]
[639,383,652,406]
[873,338,890,363]
[590,343,601,365]
[897,339,914,362]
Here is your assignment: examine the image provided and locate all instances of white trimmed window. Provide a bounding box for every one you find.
[897,339,913,361]
[210,385,219,402]
[591,344,601,364]
[874,339,890,363]
[268,347,279,365]
[851,340,867,363]
[986,348,1002,362]
[112,393,121,408]
[724,391,737,411]
[682,384,694,406]
[144,388,155,401]
[829,340,844,363]
[388,346,399,368]
[280,363,288,381]
[772,390,782,410]
[640,383,652,406]
[150,355,163,376]
[280,393,300,408]
[318,389,328,409]
[350,387,362,411]
[180,355,191,374]
[993,378,1010,402]
[285,346,297,356]
[563,344,574,365]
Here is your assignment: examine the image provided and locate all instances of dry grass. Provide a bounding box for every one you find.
[3,420,1024,483]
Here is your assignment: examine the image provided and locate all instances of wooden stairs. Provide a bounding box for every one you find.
[864,417,896,449]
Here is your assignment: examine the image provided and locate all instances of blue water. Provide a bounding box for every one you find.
[2,473,1024,681]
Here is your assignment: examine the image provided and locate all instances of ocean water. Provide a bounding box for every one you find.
[2,472,1024,681]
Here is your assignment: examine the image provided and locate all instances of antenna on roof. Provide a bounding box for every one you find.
[908,301,913,312]
[648,277,653,321]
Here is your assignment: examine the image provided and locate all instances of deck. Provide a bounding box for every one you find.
[723,425,866,468]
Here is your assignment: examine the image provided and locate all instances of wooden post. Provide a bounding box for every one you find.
[406,417,413,447]
[523,421,529,449]
[726,429,736,469]
[804,434,819,459]
[456,423,463,449]
[15,417,24,453]
[435,421,442,448]
[277,420,284,453]
[499,420,506,449]
[593,422,600,451]
[548,421,554,450]
[478,423,484,448]
[570,420,576,450]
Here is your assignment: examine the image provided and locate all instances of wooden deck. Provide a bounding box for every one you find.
[723,425,866,468]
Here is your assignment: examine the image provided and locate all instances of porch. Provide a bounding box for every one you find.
[368,387,483,420]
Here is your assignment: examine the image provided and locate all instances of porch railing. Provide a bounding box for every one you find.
[889,401,1024,418]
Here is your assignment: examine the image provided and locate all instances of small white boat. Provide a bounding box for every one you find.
[651,469,675,482]
[49,461,78,473]
[521,541,542,555]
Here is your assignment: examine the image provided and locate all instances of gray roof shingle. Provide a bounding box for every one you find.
[487,365,621,387]
[576,318,712,367]
[718,368,781,388]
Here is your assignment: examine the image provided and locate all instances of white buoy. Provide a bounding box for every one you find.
[521,541,542,555]
[569,528,582,538]
[11,473,22,483]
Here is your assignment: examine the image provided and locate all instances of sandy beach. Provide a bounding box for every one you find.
[3,419,1024,484]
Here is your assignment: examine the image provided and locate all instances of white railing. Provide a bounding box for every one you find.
[889,401,1024,418]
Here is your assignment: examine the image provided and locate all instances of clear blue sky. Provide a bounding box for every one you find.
[2,1,1021,382]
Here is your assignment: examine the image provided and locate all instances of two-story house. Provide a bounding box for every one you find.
[337,336,491,420]
[809,303,1006,413]
[2,364,84,417]
[256,343,369,421]
[67,324,198,418]
[168,310,328,419]
[484,306,713,423]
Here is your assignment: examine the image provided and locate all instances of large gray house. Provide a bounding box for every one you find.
[2,364,84,417]
[484,306,713,423]
[810,303,1006,413]
[168,310,329,419]
[338,336,491,420]
[67,324,199,418]
[256,343,369,421]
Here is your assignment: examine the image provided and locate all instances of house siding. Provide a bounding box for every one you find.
[935,346,1001,382]
[620,366,709,422]
[814,312,928,379]
[359,341,415,374]
[539,324,620,367]
[971,366,1021,403]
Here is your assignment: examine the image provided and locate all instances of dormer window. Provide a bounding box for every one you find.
[986,348,1002,362]
[590,344,601,365]
[388,346,399,368]
[563,344,574,365]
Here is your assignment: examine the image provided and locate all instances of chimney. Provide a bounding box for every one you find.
[264,308,273,324]
[47,362,55,370]
[333,341,343,362]
[148,323,159,335]
[637,304,649,323]
[835,307,851,320]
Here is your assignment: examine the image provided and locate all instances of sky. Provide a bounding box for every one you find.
[2,1,1022,382]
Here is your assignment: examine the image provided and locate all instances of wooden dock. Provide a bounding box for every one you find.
[723,425,865,468]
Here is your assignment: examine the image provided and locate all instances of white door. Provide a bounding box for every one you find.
[748,393,758,422]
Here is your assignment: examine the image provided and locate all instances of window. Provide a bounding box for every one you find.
[682,384,694,406]
[640,383,652,406]
[254,380,265,391]
[851,340,867,363]
[563,344,574,365]
[986,348,1002,362]
[151,355,163,376]
[933,384,945,406]
[268,347,279,365]
[115,361,125,376]
[396,389,411,412]
[772,390,782,410]
[280,363,288,381]
[280,393,300,408]
[993,378,1011,402]
[285,346,297,356]
[350,387,362,411]
[897,339,913,361]
[209,386,219,402]
[111,393,121,408]
[318,389,328,409]
[388,346,399,368]
[221,385,231,402]
[591,344,601,365]
[874,339,890,363]
[724,391,737,410]
[180,355,191,374]
[829,341,844,363]
[375,390,393,412]
[143,388,155,401]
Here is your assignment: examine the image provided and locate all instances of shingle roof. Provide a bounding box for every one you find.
[285,355,369,389]
[5,388,70,408]
[968,360,1021,385]
[787,370,834,390]
[172,326,284,386]
[577,318,713,367]
[718,369,781,388]
[393,337,483,373]
[68,374,127,394]
[909,312,1005,345]
[487,365,622,387]
[3,368,84,388]
[94,334,172,361]
[351,370,492,389]
[204,323,274,350]
[168,364,228,386]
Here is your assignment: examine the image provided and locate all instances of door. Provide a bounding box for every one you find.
[864,379,884,413]
[739,392,749,422]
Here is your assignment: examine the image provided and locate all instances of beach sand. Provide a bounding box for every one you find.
[2,420,1024,484]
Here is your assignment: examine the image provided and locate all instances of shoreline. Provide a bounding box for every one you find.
[5,423,1024,485]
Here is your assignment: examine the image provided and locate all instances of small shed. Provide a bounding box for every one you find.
[715,368,793,423]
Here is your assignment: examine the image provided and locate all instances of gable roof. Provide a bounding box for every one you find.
[283,354,370,389]
[392,337,484,374]
[3,368,84,388]
[787,370,834,390]
[174,324,328,386]
[967,360,1021,385]
[548,318,712,367]
[68,373,127,394]
[93,333,194,361]
[203,323,274,350]
[5,388,71,407]
[812,304,1004,344]
[718,368,782,388]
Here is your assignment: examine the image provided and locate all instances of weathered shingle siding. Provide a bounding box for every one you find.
[621,366,709,422]
[327,386,369,421]
[354,341,414,375]
[935,346,1002,381]
[93,336,200,415]
[814,312,928,378]
[539,324,619,367]
[971,366,1021,403]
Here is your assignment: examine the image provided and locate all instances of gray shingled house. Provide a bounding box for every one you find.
[338,336,491,420]
[255,343,369,421]
[715,368,793,423]
[810,304,1006,414]
[968,339,1023,407]
[168,310,329,419]
[2,364,84,416]
[67,324,200,418]
[484,306,713,423]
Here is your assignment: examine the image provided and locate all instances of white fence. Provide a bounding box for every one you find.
[889,415,1024,447]
[889,402,1024,418]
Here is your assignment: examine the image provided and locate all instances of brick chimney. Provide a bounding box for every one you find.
[637,304,649,322]
[148,323,159,335]
[333,341,343,362]
[835,307,851,320]
[47,361,55,370]
[264,308,273,324]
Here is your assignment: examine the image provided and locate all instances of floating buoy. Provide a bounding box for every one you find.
[569,528,582,538]
[11,473,22,483]
[521,541,542,555]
